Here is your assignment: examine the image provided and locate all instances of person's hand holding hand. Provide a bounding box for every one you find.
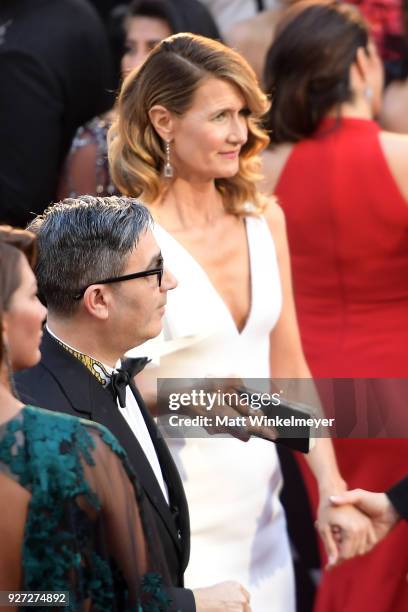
[315,494,377,568]
[193,581,251,611]
[330,489,400,542]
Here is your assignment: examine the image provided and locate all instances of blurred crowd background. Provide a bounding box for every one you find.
[1,1,407,611]
[2,0,408,228]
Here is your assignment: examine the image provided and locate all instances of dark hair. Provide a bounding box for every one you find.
[126,0,222,40]
[126,0,181,34]
[263,0,369,144]
[0,226,37,363]
[27,195,152,317]
[116,0,222,43]
[109,0,222,89]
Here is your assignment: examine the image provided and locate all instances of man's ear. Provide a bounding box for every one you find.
[82,286,110,321]
[148,105,174,141]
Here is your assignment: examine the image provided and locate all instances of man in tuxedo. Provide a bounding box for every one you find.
[0,0,113,226]
[15,195,251,612]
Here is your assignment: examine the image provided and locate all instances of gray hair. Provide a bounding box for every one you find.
[28,195,153,316]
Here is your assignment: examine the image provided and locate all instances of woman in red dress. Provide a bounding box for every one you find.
[262,2,408,611]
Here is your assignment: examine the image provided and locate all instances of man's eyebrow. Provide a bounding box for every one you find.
[146,251,163,268]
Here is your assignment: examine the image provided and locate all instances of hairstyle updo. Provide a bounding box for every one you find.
[264,0,369,144]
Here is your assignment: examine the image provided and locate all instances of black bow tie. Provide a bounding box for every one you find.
[109,357,150,408]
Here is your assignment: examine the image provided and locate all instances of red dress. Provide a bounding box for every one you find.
[275,117,408,612]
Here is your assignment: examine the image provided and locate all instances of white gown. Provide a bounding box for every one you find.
[140,215,295,611]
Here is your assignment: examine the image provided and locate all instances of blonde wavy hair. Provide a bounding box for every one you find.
[109,33,270,215]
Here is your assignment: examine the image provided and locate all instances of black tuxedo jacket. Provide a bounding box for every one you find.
[15,330,195,611]
[387,476,408,521]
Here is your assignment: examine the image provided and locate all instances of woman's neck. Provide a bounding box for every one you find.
[154,177,225,230]
[0,369,24,424]
[330,98,373,120]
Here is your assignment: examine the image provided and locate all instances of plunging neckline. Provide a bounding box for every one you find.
[154,219,255,336]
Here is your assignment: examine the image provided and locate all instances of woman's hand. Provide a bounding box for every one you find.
[315,494,378,568]
[193,581,251,611]
[330,489,400,542]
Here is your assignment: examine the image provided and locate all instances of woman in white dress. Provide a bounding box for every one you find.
[109,34,376,610]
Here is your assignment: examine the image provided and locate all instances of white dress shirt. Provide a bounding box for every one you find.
[118,382,169,504]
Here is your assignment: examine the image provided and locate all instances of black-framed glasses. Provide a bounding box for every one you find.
[73,263,164,300]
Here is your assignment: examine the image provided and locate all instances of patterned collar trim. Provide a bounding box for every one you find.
[56,340,112,387]
[46,326,113,387]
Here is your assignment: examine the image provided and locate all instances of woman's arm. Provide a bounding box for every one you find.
[264,200,377,564]
[57,117,113,200]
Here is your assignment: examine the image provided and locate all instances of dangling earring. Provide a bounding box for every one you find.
[163,140,174,178]
[2,338,18,398]
[364,86,373,101]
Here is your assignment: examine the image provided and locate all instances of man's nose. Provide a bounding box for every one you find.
[161,267,178,291]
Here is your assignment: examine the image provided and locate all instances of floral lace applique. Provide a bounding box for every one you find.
[0,406,171,611]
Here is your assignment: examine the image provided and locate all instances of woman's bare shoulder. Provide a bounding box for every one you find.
[262,196,287,243]
[379,129,408,152]
[378,130,408,203]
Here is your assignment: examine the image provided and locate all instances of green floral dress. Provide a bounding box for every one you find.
[0,406,172,611]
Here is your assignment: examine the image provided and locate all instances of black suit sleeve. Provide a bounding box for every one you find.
[167,587,196,611]
[0,50,63,226]
[82,426,196,610]
[387,476,408,521]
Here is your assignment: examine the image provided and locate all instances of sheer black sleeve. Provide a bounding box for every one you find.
[387,476,408,521]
